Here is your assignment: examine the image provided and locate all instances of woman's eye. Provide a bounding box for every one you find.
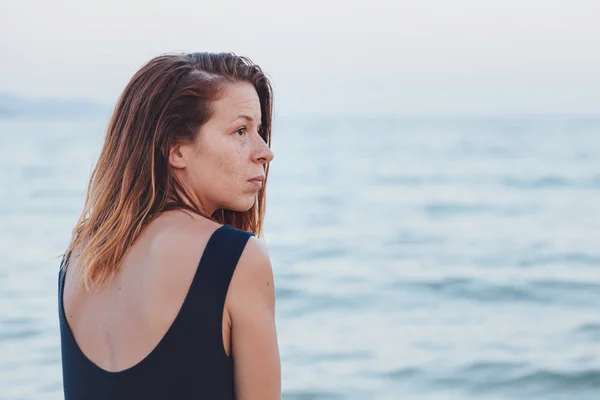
[235,127,247,136]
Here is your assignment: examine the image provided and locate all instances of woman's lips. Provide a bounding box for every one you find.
[248,177,264,189]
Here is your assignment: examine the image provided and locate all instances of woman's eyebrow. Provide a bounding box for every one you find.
[234,114,254,121]
[231,114,258,122]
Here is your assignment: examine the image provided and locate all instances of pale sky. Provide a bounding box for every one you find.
[1,0,599,116]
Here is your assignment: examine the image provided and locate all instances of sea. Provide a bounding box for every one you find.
[0,115,599,399]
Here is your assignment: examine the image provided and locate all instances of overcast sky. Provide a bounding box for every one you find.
[1,0,599,116]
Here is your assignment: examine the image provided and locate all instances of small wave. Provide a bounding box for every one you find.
[433,362,600,396]
[574,323,600,341]
[282,390,344,399]
[282,292,370,317]
[530,279,600,291]
[401,278,543,303]
[483,368,600,394]
[462,360,530,374]
[275,287,302,300]
[422,202,535,217]
[424,203,496,215]
[518,252,600,267]
[501,176,573,189]
[385,366,425,379]
[295,351,373,363]
[501,175,600,190]
[477,250,600,268]
[0,327,40,340]
[0,317,40,340]
[523,280,600,306]
[431,360,529,388]
[395,277,600,305]
[577,323,600,333]
[388,232,445,246]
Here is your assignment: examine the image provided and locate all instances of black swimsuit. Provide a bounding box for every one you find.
[58,224,253,399]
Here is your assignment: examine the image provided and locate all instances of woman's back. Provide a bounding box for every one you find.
[59,211,279,399]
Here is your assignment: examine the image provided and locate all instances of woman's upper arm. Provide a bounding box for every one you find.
[227,236,281,400]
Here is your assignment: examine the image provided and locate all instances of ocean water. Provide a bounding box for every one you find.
[0,115,599,399]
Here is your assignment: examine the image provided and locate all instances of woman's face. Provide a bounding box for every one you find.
[170,81,274,215]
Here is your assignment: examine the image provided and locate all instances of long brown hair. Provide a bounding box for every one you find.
[62,52,273,292]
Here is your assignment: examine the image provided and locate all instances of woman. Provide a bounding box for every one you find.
[58,52,280,399]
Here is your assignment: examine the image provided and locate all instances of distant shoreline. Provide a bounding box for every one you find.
[0,92,109,119]
[1,92,599,121]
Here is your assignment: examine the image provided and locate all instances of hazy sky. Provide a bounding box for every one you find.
[1,0,599,116]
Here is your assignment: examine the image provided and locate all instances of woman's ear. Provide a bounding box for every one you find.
[169,144,186,169]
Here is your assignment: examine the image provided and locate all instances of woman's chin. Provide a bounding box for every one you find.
[225,196,257,213]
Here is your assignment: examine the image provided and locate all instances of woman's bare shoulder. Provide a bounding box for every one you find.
[225,235,275,324]
[149,211,221,254]
[145,211,223,289]
[231,236,274,294]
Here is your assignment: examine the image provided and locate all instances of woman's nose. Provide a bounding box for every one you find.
[254,137,274,164]
[255,145,274,164]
